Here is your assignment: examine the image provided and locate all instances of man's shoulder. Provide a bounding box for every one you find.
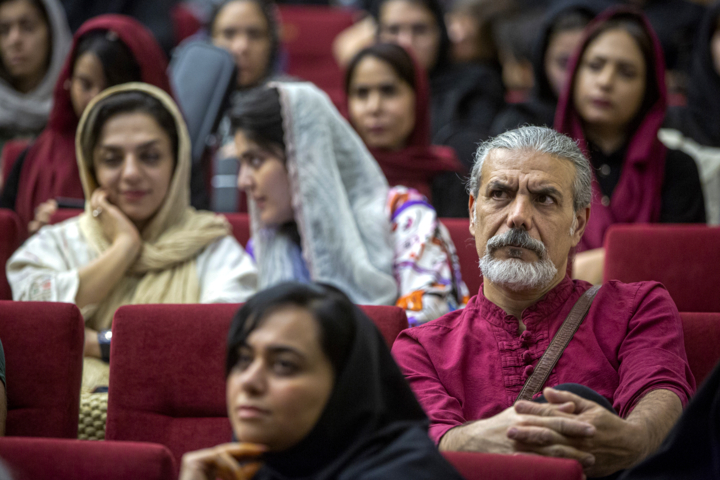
[396,306,469,342]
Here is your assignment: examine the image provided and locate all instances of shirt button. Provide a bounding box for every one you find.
[520,331,533,345]
[599,164,611,177]
[522,351,533,364]
[601,195,610,207]
[523,365,534,378]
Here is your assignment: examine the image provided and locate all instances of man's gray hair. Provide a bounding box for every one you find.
[467,126,593,212]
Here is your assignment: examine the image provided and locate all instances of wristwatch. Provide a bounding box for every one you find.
[98,329,112,363]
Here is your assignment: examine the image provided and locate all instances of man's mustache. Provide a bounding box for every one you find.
[485,229,548,259]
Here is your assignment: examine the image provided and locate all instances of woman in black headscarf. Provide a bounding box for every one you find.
[659,1,720,225]
[179,282,463,480]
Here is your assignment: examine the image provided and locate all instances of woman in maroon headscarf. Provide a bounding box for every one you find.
[555,8,705,283]
[0,15,172,234]
[345,43,465,217]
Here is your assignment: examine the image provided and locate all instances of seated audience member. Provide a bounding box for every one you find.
[660,2,720,226]
[555,8,705,284]
[232,82,467,325]
[372,0,505,199]
[0,339,5,436]
[345,43,465,216]
[7,83,257,386]
[392,126,696,478]
[0,0,70,152]
[491,0,604,135]
[180,282,464,480]
[0,15,172,234]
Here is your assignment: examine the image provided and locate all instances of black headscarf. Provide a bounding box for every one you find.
[227,282,463,480]
[666,2,720,147]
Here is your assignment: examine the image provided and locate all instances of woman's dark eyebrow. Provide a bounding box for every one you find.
[265,345,305,358]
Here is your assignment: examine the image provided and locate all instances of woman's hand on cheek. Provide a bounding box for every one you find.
[90,188,141,248]
[179,443,266,480]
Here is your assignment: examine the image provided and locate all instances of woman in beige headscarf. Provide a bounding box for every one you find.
[8,83,258,376]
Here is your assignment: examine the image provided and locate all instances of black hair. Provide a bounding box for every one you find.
[549,10,593,38]
[86,91,179,170]
[209,0,279,84]
[582,14,659,126]
[72,30,142,87]
[226,282,357,380]
[345,42,416,96]
[370,0,451,74]
[0,0,51,85]
[229,86,285,155]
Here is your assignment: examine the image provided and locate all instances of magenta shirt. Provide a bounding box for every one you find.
[392,276,696,444]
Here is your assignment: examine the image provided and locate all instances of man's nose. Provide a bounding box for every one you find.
[506,195,533,231]
[232,33,249,56]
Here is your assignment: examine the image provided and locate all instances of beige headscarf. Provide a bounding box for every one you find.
[76,83,230,330]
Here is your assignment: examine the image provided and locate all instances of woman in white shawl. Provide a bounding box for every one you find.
[0,0,70,151]
[8,83,257,376]
[233,82,467,325]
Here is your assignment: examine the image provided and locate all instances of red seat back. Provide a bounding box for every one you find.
[0,301,84,437]
[680,312,720,386]
[222,212,250,247]
[49,208,83,225]
[440,218,481,297]
[106,303,407,465]
[0,437,176,480]
[442,451,583,480]
[1,138,31,186]
[0,209,21,300]
[604,225,720,312]
[278,6,353,96]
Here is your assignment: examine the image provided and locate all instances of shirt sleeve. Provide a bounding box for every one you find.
[392,329,467,444]
[614,282,697,417]
[6,226,81,303]
[387,187,469,326]
[196,236,258,304]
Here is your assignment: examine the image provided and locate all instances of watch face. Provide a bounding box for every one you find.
[100,330,112,342]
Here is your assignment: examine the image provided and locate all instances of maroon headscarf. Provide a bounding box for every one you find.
[555,7,667,252]
[15,15,173,229]
[346,47,464,200]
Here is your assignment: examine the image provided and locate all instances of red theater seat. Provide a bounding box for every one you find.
[0,301,84,438]
[0,209,21,300]
[0,437,176,480]
[49,208,83,225]
[106,303,407,466]
[441,218,481,297]
[604,224,720,312]
[1,138,30,186]
[223,213,250,247]
[442,451,583,480]
[680,312,720,386]
[278,6,353,95]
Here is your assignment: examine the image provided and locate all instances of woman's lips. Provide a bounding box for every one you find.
[236,406,270,420]
[121,191,148,201]
[590,98,613,109]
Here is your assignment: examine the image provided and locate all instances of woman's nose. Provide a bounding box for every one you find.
[239,361,266,395]
[237,163,253,191]
[367,91,382,113]
[120,155,142,180]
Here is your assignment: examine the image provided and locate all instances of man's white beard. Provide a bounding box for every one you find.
[479,229,558,292]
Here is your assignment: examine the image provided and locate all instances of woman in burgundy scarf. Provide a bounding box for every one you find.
[0,15,172,234]
[555,8,705,283]
[344,43,465,217]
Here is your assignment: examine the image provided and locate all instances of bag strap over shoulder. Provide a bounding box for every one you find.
[515,285,601,403]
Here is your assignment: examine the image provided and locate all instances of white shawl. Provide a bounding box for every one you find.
[251,82,398,305]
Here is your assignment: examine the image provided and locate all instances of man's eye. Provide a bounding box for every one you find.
[489,190,507,199]
[536,194,554,205]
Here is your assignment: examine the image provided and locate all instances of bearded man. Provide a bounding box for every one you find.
[391,127,695,478]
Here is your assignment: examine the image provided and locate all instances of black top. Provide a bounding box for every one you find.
[619,360,720,480]
[588,141,706,223]
[0,339,5,388]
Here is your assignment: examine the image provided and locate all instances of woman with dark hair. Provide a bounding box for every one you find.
[491,0,611,134]
[0,0,70,151]
[555,8,705,284]
[232,82,467,325]
[180,282,464,480]
[8,83,257,390]
[345,43,464,214]
[660,1,720,226]
[0,15,172,234]
[370,0,505,196]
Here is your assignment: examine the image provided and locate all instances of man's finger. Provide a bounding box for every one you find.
[507,425,570,446]
[515,400,576,417]
[516,414,595,437]
[516,442,596,468]
[543,388,596,413]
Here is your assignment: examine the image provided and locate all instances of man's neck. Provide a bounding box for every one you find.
[483,273,566,330]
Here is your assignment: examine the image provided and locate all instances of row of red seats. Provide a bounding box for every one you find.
[3,208,720,312]
[0,300,718,479]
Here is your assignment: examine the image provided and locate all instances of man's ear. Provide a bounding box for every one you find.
[468,195,476,237]
[571,206,590,246]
